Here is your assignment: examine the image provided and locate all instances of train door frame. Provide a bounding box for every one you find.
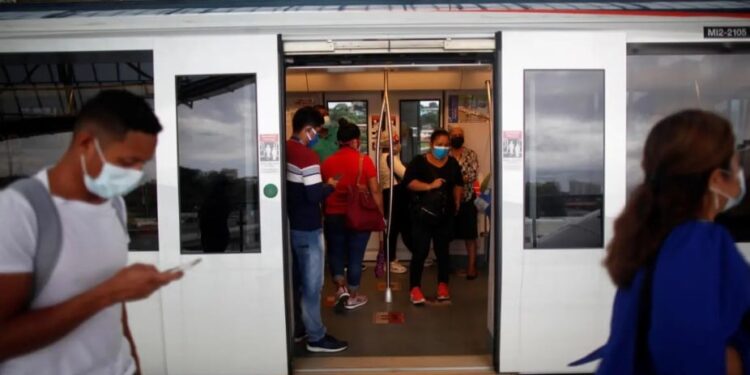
[281,47,502,373]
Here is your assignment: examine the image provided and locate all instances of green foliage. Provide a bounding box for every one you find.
[329,102,367,124]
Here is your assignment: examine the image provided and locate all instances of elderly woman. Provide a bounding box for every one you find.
[448,126,480,280]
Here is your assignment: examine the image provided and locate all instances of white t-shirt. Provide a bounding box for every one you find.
[379,152,406,190]
[0,170,135,375]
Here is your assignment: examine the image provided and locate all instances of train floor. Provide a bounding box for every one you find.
[293,258,491,358]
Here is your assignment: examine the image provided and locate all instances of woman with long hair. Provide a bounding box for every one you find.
[573,110,750,374]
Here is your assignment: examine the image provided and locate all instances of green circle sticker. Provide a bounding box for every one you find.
[263,184,278,198]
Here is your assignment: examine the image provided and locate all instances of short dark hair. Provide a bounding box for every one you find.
[75,90,162,138]
[292,106,324,133]
[430,128,450,143]
[337,119,360,143]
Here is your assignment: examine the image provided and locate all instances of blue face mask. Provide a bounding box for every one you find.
[80,139,144,199]
[306,128,319,148]
[432,146,450,160]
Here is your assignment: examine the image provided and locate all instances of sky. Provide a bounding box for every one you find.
[524,70,605,193]
[177,78,259,179]
[626,54,750,193]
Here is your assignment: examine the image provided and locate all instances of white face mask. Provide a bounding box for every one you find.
[80,139,144,199]
[710,169,746,212]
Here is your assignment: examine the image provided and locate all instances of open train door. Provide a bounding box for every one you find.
[497,31,627,373]
[153,34,290,374]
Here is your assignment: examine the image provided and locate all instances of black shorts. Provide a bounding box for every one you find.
[454,200,478,240]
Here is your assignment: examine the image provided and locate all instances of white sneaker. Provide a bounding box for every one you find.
[334,287,350,313]
[345,294,368,310]
[390,261,407,274]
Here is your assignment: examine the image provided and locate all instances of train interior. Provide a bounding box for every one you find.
[284,59,497,372]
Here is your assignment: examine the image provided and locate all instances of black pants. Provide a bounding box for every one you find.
[409,212,452,289]
[383,185,411,260]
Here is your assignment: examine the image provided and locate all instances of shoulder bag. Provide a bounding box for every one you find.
[345,156,385,232]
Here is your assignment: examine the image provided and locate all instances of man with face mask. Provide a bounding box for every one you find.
[311,105,339,162]
[286,106,347,353]
[0,90,182,374]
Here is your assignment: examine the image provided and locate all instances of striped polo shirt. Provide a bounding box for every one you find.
[286,137,333,231]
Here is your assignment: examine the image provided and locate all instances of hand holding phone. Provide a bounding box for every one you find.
[168,258,203,273]
[327,173,343,187]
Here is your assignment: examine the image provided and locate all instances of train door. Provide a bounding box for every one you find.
[153,34,290,374]
[498,31,627,373]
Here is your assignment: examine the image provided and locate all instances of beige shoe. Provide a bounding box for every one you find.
[390,260,407,274]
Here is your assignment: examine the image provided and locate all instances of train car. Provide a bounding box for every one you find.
[1,1,749,374]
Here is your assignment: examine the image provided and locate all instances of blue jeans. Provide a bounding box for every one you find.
[324,215,371,292]
[291,229,326,342]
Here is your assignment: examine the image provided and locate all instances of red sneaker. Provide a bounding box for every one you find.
[410,287,426,305]
[437,283,451,301]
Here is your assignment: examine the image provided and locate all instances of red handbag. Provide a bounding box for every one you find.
[345,156,385,232]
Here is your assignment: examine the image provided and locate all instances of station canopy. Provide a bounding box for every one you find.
[0,1,748,20]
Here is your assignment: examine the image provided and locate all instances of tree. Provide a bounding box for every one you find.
[329,102,366,125]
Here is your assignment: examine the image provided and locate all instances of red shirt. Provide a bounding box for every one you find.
[321,147,377,215]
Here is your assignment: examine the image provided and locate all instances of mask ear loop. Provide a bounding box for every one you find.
[94,138,105,159]
[80,154,90,176]
[81,138,106,177]
[709,170,736,211]
[305,127,316,142]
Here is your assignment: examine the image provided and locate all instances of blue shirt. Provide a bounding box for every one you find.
[572,221,750,374]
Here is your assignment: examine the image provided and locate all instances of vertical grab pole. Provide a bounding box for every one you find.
[375,86,387,184]
[375,73,389,302]
[479,79,498,253]
[384,70,395,304]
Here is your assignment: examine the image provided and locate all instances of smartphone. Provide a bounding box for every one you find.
[334,173,344,180]
[169,258,202,273]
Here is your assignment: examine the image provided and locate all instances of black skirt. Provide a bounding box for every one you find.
[454,200,478,240]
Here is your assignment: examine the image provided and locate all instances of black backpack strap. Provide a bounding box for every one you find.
[8,178,62,301]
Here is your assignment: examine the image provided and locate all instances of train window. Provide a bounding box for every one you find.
[0,51,159,251]
[627,51,750,241]
[399,99,441,164]
[176,74,261,254]
[326,100,368,154]
[524,70,605,249]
